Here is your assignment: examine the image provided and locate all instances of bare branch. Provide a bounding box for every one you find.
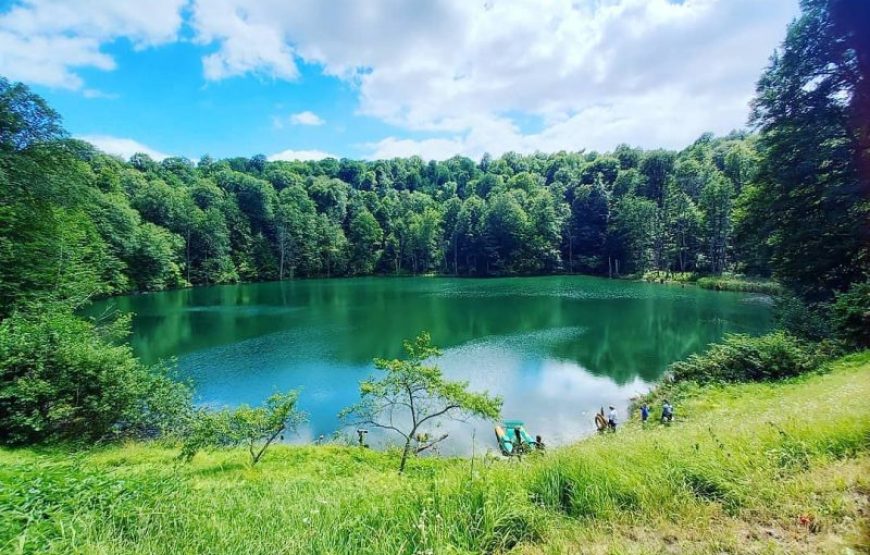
[415,433,449,454]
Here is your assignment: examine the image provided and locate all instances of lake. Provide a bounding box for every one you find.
[88,276,772,453]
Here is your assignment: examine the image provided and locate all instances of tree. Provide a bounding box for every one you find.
[484,192,527,274]
[700,173,734,275]
[340,332,502,473]
[665,186,703,272]
[181,390,305,465]
[567,182,609,273]
[638,150,676,205]
[609,195,657,275]
[0,308,190,445]
[0,77,65,151]
[749,0,869,300]
[348,208,384,274]
[128,222,184,290]
[830,281,870,349]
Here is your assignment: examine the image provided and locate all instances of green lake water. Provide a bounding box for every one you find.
[88,276,772,453]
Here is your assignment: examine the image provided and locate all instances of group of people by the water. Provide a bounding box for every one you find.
[598,400,675,432]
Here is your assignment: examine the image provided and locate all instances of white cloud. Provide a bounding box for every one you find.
[190,0,799,156]
[267,149,336,162]
[78,134,172,161]
[289,111,324,126]
[0,0,185,89]
[1,0,800,156]
[82,88,118,99]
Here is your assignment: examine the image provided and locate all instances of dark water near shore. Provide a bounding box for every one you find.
[88,276,772,453]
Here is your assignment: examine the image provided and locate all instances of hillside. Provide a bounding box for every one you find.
[2,352,868,554]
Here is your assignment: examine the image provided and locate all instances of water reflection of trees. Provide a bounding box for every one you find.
[87,277,771,384]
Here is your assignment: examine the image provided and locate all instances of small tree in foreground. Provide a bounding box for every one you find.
[340,332,502,473]
[180,390,305,465]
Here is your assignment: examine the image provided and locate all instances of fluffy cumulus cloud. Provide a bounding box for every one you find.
[187,0,799,158]
[267,149,336,162]
[0,0,185,89]
[289,111,325,126]
[78,134,172,161]
[0,0,800,158]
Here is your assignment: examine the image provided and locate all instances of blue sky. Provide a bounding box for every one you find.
[0,0,799,162]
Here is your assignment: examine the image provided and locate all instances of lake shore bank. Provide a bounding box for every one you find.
[3,351,867,554]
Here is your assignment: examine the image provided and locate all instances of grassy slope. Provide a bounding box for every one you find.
[1,353,868,555]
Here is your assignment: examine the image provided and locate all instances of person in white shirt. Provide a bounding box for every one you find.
[661,400,674,423]
[607,405,618,431]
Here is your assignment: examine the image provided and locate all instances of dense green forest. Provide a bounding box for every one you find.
[2,0,868,319]
[2,89,767,304]
[1,2,869,552]
[0,0,868,446]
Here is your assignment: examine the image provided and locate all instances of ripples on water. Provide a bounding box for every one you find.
[87,276,772,454]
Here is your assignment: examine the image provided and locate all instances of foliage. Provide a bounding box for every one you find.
[774,294,834,342]
[696,275,782,295]
[180,390,305,465]
[0,2,866,307]
[831,281,870,349]
[1,77,781,308]
[0,307,191,445]
[1,352,867,554]
[0,76,65,151]
[667,332,823,384]
[749,0,869,301]
[340,332,502,472]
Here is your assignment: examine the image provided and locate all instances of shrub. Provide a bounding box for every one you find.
[180,390,306,465]
[696,276,782,295]
[774,294,832,341]
[831,281,870,349]
[0,307,191,445]
[667,332,821,384]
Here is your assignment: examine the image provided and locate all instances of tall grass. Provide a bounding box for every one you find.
[1,352,868,554]
[696,275,783,295]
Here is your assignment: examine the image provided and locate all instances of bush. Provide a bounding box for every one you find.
[180,390,305,465]
[774,294,832,341]
[697,275,782,295]
[667,332,821,384]
[0,307,191,445]
[831,281,870,349]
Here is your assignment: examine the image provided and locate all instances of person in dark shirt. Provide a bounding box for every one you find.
[640,403,650,423]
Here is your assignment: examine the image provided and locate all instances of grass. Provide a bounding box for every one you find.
[641,271,698,284]
[696,275,783,295]
[1,352,868,554]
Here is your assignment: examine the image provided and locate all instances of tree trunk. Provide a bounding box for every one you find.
[399,439,412,473]
[186,227,192,283]
[568,236,574,273]
[453,241,458,275]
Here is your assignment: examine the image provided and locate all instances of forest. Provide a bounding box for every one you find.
[2,88,864,317]
[1,1,870,552]
[3,0,868,320]
[1,0,868,441]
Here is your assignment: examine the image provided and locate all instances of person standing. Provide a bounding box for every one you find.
[640,403,650,424]
[661,400,674,423]
[608,405,618,431]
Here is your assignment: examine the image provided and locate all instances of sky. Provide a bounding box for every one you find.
[0,0,800,162]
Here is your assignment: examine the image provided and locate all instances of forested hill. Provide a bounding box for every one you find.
[1,0,868,323]
[0,83,775,307]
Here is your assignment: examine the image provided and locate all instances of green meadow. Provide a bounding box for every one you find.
[3,352,867,555]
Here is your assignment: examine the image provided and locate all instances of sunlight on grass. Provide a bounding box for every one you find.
[2,352,867,554]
